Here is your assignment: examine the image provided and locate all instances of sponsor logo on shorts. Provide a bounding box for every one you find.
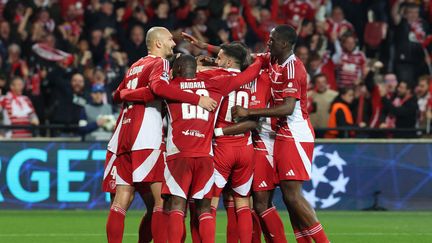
[182,129,205,138]
[286,169,295,176]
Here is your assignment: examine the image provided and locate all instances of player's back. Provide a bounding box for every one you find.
[165,75,225,159]
[108,56,170,154]
[214,68,253,146]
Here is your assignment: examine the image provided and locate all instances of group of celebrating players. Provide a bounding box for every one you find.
[102,24,330,243]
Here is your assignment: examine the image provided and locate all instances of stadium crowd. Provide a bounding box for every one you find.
[0,0,431,139]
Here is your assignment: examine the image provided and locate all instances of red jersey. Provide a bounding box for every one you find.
[281,0,316,28]
[268,54,315,142]
[334,50,366,88]
[214,68,254,146]
[165,60,263,159]
[108,55,199,155]
[249,70,277,155]
[0,92,37,138]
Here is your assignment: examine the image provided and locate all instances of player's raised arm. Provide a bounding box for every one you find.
[181,32,221,55]
[218,57,263,95]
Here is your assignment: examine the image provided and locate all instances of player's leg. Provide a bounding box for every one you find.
[191,157,217,243]
[230,145,256,243]
[276,141,329,243]
[195,198,215,243]
[167,195,187,243]
[222,191,238,243]
[162,157,194,243]
[131,149,167,242]
[150,182,167,243]
[106,153,134,243]
[189,199,202,243]
[252,149,287,243]
[137,186,154,243]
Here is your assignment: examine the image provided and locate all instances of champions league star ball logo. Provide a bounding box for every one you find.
[302,146,350,209]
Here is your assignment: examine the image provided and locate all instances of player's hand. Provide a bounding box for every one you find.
[181,32,206,49]
[231,105,249,119]
[198,96,217,111]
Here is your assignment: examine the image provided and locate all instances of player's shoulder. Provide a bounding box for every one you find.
[198,67,231,78]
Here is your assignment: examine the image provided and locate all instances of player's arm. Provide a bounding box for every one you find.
[217,57,263,95]
[232,97,297,119]
[181,32,221,55]
[214,119,258,137]
[119,86,156,103]
[149,59,217,111]
[112,79,126,103]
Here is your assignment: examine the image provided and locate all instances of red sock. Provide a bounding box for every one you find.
[224,200,238,243]
[258,216,272,243]
[210,205,217,218]
[168,210,185,243]
[198,212,215,243]
[189,202,201,243]
[236,206,252,243]
[305,222,329,243]
[260,207,287,243]
[152,207,167,243]
[294,228,312,243]
[106,205,126,243]
[138,210,152,243]
[251,210,262,243]
[181,217,186,243]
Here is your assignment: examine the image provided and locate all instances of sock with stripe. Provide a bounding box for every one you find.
[189,202,201,243]
[152,207,167,243]
[305,222,330,243]
[210,205,217,218]
[236,206,253,243]
[168,210,185,243]
[260,207,287,243]
[106,205,126,243]
[294,228,312,243]
[138,210,152,243]
[251,210,262,243]
[198,212,215,243]
[224,200,239,243]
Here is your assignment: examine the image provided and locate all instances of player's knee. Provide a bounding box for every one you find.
[253,199,269,215]
[234,196,250,209]
[169,197,186,211]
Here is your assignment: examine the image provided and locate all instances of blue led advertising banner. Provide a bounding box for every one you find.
[0,141,431,210]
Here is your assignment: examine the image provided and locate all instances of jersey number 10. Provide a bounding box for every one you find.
[182,89,210,121]
[225,91,249,122]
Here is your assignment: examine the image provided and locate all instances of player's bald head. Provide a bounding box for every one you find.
[146,27,170,48]
[145,26,176,58]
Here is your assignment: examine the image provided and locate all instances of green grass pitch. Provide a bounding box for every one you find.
[0,210,431,243]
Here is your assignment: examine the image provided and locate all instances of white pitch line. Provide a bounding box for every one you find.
[0,232,431,237]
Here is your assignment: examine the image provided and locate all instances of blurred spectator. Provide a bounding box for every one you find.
[0,77,39,138]
[123,24,147,66]
[332,34,367,88]
[295,44,309,65]
[326,5,355,43]
[308,74,338,137]
[0,74,7,95]
[48,72,88,137]
[325,87,355,138]
[5,43,29,81]
[307,52,337,90]
[381,80,418,138]
[416,75,431,128]
[78,84,114,141]
[392,2,429,86]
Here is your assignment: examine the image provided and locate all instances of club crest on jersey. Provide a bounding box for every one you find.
[161,71,169,82]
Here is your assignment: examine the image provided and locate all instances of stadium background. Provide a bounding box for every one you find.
[0,0,432,242]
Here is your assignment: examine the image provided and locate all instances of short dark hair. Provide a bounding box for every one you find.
[173,54,197,73]
[274,25,297,46]
[312,73,327,84]
[220,42,249,71]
